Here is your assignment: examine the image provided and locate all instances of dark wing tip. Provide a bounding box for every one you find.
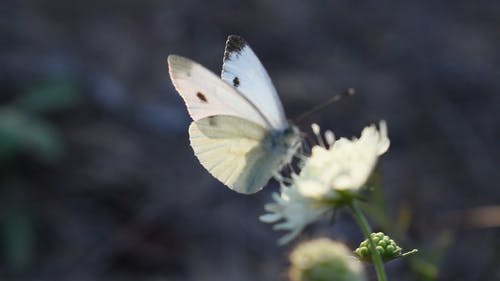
[224,35,247,60]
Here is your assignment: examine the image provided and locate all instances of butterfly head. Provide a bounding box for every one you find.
[267,125,302,157]
[283,125,302,148]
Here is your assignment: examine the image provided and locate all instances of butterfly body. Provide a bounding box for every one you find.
[265,125,301,157]
[168,35,301,194]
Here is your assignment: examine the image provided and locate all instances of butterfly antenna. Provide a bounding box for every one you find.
[294,88,355,123]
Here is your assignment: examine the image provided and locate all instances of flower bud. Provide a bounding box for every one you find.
[354,232,402,262]
[289,238,366,281]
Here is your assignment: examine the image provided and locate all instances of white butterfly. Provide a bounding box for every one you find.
[168,35,301,194]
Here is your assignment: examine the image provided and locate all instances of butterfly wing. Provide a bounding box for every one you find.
[221,35,288,130]
[189,115,286,194]
[168,55,271,129]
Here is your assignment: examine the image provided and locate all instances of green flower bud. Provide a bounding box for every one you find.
[289,238,366,281]
[354,232,402,262]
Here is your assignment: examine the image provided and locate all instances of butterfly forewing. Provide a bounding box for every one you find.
[221,35,288,130]
[168,55,270,129]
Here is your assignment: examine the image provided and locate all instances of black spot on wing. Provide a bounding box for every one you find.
[196,92,208,103]
[233,77,240,87]
[208,116,217,126]
[224,35,247,60]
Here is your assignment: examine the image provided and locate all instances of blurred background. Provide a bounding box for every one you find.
[1,0,499,280]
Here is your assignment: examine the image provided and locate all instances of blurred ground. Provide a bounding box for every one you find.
[1,0,499,280]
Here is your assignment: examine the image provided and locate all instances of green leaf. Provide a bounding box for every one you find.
[0,107,64,162]
[1,182,36,274]
[14,79,80,114]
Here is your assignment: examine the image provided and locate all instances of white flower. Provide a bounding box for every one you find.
[260,121,389,244]
[298,120,389,200]
[260,185,331,245]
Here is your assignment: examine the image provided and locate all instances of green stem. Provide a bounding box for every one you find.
[350,201,388,281]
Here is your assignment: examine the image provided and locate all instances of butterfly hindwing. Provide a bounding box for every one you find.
[189,115,285,194]
[221,35,288,130]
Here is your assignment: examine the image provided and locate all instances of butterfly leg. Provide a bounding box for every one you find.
[273,171,293,186]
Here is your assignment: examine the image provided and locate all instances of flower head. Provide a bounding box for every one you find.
[260,185,331,244]
[298,121,389,201]
[260,121,389,244]
[289,238,366,281]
